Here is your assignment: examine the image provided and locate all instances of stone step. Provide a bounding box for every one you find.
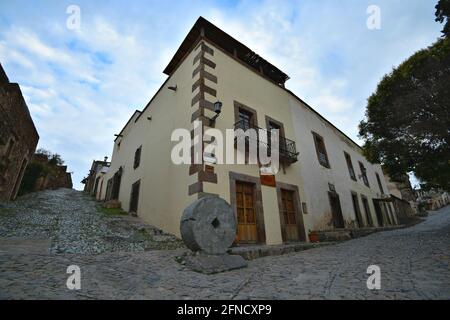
[312,225,408,242]
[227,242,334,261]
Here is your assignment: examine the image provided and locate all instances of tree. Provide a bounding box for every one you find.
[35,148,65,165]
[359,37,450,191]
[49,153,64,166]
[436,0,450,37]
[35,148,52,158]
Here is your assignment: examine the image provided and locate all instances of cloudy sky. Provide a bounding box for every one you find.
[0,0,442,190]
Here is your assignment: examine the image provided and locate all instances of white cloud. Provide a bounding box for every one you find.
[0,0,441,189]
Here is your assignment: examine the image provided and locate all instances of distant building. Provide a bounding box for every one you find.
[82,157,110,197]
[0,63,39,201]
[384,173,417,223]
[415,188,449,211]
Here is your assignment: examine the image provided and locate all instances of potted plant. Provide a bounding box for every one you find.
[308,230,319,243]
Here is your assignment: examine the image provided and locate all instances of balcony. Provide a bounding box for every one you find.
[234,120,299,164]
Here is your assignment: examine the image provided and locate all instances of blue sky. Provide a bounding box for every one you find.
[0,0,442,190]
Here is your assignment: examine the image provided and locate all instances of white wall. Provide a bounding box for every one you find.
[289,97,392,230]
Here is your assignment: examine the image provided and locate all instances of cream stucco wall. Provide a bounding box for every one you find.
[102,37,397,244]
[198,40,308,245]
[199,39,395,239]
[102,48,198,236]
[288,96,394,230]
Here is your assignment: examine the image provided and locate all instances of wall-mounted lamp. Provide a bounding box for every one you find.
[168,85,177,91]
[208,101,222,126]
[114,134,123,138]
[147,116,152,121]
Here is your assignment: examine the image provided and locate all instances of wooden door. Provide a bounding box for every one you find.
[280,189,299,241]
[328,192,345,229]
[362,197,373,227]
[235,181,258,243]
[373,200,384,227]
[351,193,364,227]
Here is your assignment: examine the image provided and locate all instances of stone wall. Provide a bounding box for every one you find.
[0,64,39,201]
[0,65,9,84]
[385,172,416,202]
[30,154,73,192]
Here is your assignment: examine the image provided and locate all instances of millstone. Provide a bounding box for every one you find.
[180,196,236,255]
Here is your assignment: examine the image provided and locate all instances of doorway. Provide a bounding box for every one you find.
[351,192,364,227]
[277,185,306,242]
[235,181,258,243]
[328,191,345,228]
[361,196,373,227]
[129,180,140,214]
[111,168,122,200]
[373,200,384,227]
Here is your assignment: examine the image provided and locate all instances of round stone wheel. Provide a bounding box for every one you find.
[180,196,236,255]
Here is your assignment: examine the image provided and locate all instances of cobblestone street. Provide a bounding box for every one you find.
[0,189,449,300]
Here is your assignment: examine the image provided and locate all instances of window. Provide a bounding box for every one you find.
[134,146,142,169]
[312,132,330,168]
[344,152,356,181]
[268,120,283,135]
[266,116,287,156]
[375,172,384,194]
[302,202,308,214]
[238,108,254,130]
[359,162,370,187]
[234,101,258,131]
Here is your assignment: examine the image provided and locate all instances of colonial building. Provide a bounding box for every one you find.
[415,188,450,211]
[96,17,397,244]
[82,157,110,198]
[0,63,39,201]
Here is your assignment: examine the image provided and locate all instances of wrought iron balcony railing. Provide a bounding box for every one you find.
[234,120,299,164]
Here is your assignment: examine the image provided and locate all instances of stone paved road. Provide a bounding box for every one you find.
[0,190,449,300]
[0,189,182,254]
